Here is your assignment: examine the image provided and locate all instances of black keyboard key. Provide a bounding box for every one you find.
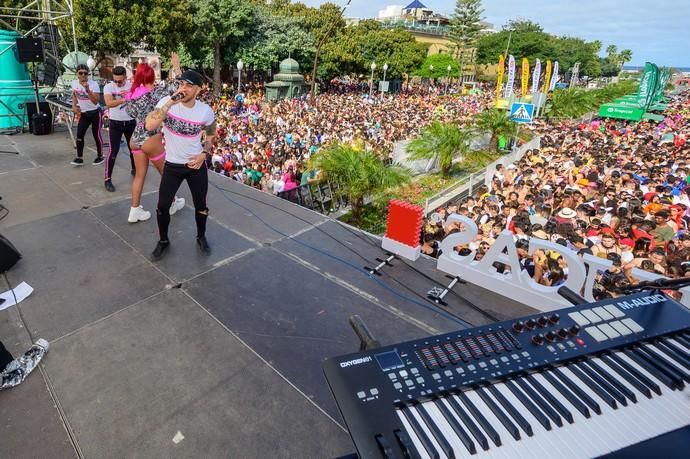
[656,341,690,370]
[576,361,629,406]
[608,352,661,395]
[515,377,563,427]
[505,380,552,431]
[624,348,677,390]
[568,364,618,409]
[642,345,689,383]
[415,404,454,459]
[542,370,590,418]
[434,399,476,455]
[487,384,533,437]
[600,354,652,399]
[395,429,423,459]
[446,394,489,450]
[401,407,440,459]
[553,367,602,415]
[477,387,521,441]
[376,434,395,458]
[629,347,684,390]
[457,390,502,447]
[526,374,574,423]
[675,334,690,348]
[585,360,637,404]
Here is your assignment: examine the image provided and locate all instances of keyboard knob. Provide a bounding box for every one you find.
[525,319,537,330]
[557,328,569,339]
[512,321,525,333]
[531,333,545,346]
[545,331,557,342]
[537,316,548,327]
[549,313,560,324]
[569,325,581,336]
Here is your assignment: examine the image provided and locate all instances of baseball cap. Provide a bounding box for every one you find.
[177,70,204,86]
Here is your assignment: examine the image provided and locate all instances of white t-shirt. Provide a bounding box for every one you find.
[103,81,132,121]
[71,79,100,112]
[156,96,215,165]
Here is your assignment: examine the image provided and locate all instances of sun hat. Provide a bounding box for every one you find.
[557,208,577,219]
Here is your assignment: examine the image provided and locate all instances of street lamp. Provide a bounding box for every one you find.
[446,64,452,94]
[236,60,243,95]
[381,63,388,98]
[369,61,377,97]
[429,64,434,94]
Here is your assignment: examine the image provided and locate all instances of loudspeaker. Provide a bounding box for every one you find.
[37,24,60,86]
[0,234,21,274]
[15,37,44,63]
[26,102,53,134]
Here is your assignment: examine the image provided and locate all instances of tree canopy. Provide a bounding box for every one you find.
[414,54,461,78]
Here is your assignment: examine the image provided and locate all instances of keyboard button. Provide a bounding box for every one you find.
[591,306,614,321]
[568,311,590,326]
[596,323,620,339]
[584,326,608,342]
[581,309,603,323]
[609,320,633,336]
[620,318,643,333]
[603,304,625,318]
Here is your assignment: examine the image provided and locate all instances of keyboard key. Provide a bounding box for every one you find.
[526,374,574,423]
[401,406,440,459]
[515,377,563,427]
[579,360,633,405]
[541,370,590,418]
[655,340,690,370]
[630,347,684,389]
[414,403,454,459]
[396,409,432,459]
[642,345,689,383]
[608,352,661,395]
[600,354,652,399]
[446,394,489,450]
[568,363,618,409]
[553,367,602,415]
[505,380,552,430]
[488,383,534,437]
[477,386,521,440]
[432,399,476,455]
[457,391,502,447]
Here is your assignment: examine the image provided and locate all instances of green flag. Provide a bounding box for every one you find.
[637,63,658,110]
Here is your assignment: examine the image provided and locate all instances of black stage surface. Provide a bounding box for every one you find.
[0,129,536,458]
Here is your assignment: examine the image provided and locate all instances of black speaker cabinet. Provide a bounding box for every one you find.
[15,37,44,63]
[0,233,21,274]
[26,102,53,134]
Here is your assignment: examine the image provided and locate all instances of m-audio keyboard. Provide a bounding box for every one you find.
[323,292,690,458]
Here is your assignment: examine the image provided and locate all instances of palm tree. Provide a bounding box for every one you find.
[406,121,473,177]
[474,109,517,152]
[618,49,633,69]
[311,143,411,224]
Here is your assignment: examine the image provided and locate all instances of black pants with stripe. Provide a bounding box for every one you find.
[156,162,208,242]
[105,119,136,180]
[76,108,103,158]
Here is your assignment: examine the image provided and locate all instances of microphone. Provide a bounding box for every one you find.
[171,92,184,101]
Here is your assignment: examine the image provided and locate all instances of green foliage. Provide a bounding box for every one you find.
[311,143,411,223]
[320,21,427,79]
[449,0,484,52]
[415,54,461,78]
[476,21,605,78]
[406,122,473,177]
[73,0,192,57]
[236,7,314,72]
[547,80,638,119]
[474,109,517,152]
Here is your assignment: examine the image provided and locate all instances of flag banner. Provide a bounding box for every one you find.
[542,60,552,93]
[521,58,529,97]
[637,62,657,109]
[495,54,505,105]
[505,55,516,98]
[532,58,541,94]
[549,61,559,91]
[569,62,580,88]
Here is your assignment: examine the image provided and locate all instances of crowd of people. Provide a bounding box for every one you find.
[204,87,491,195]
[422,91,690,299]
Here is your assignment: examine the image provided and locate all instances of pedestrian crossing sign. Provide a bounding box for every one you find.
[510,103,534,124]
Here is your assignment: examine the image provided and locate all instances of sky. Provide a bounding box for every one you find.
[300,0,689,67]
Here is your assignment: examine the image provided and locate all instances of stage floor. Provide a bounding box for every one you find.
[0,129,536,458]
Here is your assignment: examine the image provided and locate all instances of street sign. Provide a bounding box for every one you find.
[510,102,534,123]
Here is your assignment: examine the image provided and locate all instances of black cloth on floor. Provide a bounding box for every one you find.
[0,340,14,370]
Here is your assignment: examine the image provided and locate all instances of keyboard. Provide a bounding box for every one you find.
[323,292,690,459]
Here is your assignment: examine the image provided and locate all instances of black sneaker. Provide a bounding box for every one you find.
[104,180,115,192]
[151,241,170,261]
[93,156,105,165]
[70,157,84,166]
[196,236,211,255]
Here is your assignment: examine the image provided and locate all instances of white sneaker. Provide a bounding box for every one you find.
[128,206,151,223]
[35,338,49,353]
[169,197,185,216]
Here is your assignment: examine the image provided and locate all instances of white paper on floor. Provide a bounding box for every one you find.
[0,282,33,311]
